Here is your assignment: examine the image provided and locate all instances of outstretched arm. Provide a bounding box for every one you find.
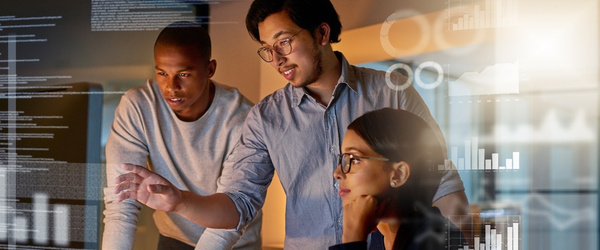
[114,163,240,229]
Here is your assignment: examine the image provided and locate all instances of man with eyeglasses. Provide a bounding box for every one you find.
[113,1,470,249]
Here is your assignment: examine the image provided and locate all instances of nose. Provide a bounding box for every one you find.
[165,76,181,91]
[333,164,344,180]
[271,52,286,67]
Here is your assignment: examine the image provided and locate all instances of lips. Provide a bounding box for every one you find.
[166,97,184,106]
[281,67,295,81]
[338,188,350,197]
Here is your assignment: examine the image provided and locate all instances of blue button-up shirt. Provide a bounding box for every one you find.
[217,52,464,250]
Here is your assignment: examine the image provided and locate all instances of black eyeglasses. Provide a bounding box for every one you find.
[257,29,304,63]
[338,153,389,174]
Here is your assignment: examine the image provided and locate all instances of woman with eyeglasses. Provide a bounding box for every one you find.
[331,108,466,250]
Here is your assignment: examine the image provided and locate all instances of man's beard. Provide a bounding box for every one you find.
[296,41,323,88]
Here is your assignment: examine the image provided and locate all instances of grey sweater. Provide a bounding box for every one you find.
[102,80,261,250]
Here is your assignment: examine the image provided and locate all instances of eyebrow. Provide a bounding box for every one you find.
[154,66,193,72]
[342,147,364,155]
[260,30,294,45]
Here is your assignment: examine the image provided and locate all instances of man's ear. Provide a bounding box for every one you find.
[389,161,410,188]
[316,22,331,46]
[207,59,217,78]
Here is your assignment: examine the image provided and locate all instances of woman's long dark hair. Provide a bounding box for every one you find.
[347,108,446,249]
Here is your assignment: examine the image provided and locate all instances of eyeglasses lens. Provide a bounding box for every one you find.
[340,154,350,173]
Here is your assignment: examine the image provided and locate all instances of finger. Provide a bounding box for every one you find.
[113,172,144,185]
[114,181,140,195]
[117,189,137,202]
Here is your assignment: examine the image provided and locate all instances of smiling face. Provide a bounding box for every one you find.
[154,43,216,122]
[334,129,395,206]
[257,11,323,88]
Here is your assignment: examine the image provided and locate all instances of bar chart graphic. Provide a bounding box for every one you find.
[441,137,519,171]
[0,162,101,249]
[447,0,519,31]
[7,193,71,246]
[450,214,521,250]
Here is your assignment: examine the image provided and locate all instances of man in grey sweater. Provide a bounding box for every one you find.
[101,21,261,250]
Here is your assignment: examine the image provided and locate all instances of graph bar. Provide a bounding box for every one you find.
[490,229,496,249]
[474,4,481,28]
[490,0,497,27]
[34,193,49,245]
[507,227,513,250]
[471,137,478,170]
[459,158,465,170]
[496,233,502,250]
[492,153,499,169]
[478,148,485,169]
[0,168,6,241]
[513,152,520,169]
[513,223,519,250]
[485,0,491,27]
[485,224,491,250]
[14,216,28,243]
[54,205,70,246]
[506,159,513,169]
[465,139,471,169]
[485,159,491,170]
[474,237,480,250]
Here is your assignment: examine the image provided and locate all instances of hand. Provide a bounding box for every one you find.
[341,195,388,243]
[114,163,185,212]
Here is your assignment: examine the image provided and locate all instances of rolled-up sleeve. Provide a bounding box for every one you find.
[215,106,275,231]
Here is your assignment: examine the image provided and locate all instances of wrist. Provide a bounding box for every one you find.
[172,190,190,213]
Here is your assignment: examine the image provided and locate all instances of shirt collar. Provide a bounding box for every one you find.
[336,51,358,92]
[290,51,358,107]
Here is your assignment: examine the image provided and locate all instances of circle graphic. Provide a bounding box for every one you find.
[414,61,444,90]
[385,63,413,91]
[380,9,430,58]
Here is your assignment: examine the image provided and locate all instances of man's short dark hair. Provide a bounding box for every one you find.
[155,21,212,60]
[246,0,342,43]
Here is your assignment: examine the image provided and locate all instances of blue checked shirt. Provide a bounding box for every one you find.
[211,52,464,250]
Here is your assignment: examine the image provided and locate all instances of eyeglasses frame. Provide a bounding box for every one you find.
[338,153,390,174]
[257,29,304,63]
